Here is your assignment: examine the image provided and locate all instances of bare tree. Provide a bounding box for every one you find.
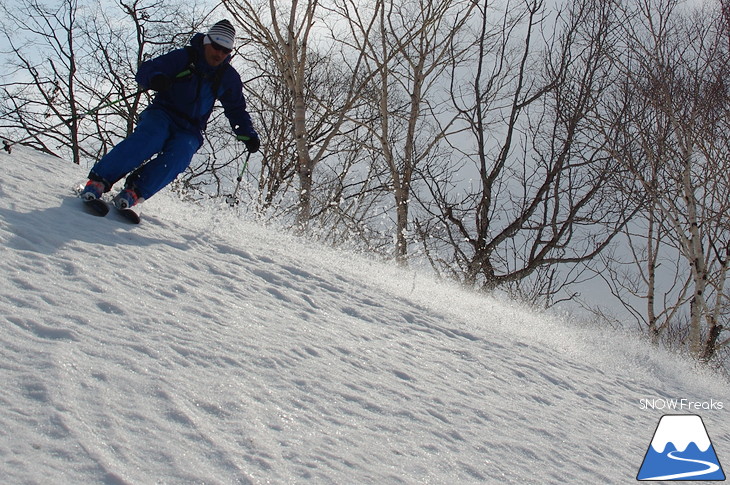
[596,0,729,362]
[222,0,357,229]
[1,0,205,165]
[339,0,475,264]
[414,0,634,303]
[1,0,83,162]
[223,0,434,233]
[80,0,205,151]
[240,62,299,216]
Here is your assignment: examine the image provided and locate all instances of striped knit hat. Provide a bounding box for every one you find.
[205,20,235,50]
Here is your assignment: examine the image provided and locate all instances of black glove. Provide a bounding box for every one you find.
[149,74,172,92]
[237,135,260,153]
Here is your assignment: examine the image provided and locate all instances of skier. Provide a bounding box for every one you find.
[80,19,260,210]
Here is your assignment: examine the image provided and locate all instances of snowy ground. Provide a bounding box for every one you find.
[0,146,728,484]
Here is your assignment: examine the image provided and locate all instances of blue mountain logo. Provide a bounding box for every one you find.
[637,414,725,481]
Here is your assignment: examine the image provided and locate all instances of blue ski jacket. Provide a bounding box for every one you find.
[135,33,258,143]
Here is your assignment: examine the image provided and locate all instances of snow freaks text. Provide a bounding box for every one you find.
[639,399,724,411]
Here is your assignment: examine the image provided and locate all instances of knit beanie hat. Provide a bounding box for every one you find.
[205,20,235,50]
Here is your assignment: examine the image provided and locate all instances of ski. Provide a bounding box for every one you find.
[75,185,141,224]
[82,197,110,217]
[115,206,141,224]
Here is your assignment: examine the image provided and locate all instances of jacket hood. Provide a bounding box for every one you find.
[190,32,206,50]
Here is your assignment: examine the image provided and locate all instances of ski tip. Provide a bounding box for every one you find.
[116,208,141,224]
[82,197,110,217]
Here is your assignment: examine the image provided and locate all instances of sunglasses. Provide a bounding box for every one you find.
[210,40,232,55]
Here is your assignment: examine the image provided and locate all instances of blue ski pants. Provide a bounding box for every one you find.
[90,108,202,200]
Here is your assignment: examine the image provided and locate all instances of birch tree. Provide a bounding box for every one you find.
[339,0,475,264]
[597,0,729,362]
[222,0,382,230]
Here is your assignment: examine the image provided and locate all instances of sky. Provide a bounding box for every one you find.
[0,145,728,483]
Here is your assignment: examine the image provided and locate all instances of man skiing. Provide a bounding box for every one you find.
[80,19,260,211]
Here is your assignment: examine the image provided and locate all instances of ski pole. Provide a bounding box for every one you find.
[3,89,145,153]
[226,151,252,207]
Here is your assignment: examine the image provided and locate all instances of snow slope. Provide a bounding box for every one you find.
[0,146,728,484]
